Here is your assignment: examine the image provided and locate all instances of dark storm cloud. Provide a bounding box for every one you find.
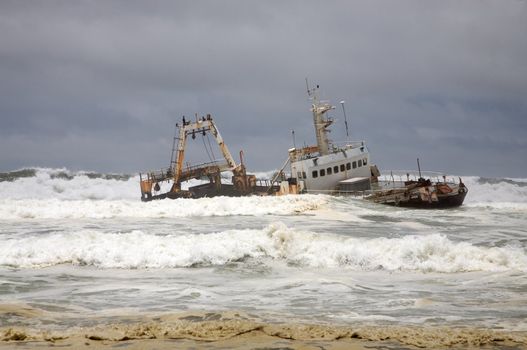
[0,0,526,176]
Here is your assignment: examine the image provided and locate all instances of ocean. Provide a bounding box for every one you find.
[1,168,526,348]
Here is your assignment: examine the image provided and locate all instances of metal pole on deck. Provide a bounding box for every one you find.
[340,101,349,138]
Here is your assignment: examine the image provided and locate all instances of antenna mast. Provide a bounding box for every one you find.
[307,82,334,156]
[340,101,350,138]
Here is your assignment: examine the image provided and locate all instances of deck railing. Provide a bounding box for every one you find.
[330,140,367,150]
[377,170,457,186]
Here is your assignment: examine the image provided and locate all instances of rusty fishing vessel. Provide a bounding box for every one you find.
[139,114,278,201]
[279,83,467,208]
[362,162,468,208]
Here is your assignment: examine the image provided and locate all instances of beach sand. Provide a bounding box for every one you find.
[1,308,526,349]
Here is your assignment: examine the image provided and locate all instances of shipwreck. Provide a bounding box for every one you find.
[139,83,467,208]
[139,114,280,201]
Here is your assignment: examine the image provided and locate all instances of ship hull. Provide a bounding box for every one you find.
[364,181,468,209]
[386,191,467,209]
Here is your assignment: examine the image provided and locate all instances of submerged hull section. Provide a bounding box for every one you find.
[142,183,279,201]
[364,179,468,209]
[371,190,467,208]
[397,191,467,208]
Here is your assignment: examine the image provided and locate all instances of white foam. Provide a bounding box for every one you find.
[0,195,327,220]
[463,176,527,204]
[2,223,525,272]
[0,168,138,200]
[464,201,527,211]
[395,221,430,230]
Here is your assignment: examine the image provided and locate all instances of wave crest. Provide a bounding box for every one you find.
[2,223,525,272]
[0,195,326,219]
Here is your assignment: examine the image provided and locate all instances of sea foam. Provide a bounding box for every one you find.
[462,176,527,209]
[1,223,525,272]
[0,195,326,220]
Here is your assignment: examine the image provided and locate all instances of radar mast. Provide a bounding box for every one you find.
[306,81,334,156]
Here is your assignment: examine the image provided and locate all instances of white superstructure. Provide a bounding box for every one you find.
[288,85,375,193]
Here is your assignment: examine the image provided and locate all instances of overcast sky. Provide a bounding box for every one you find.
[1,1,526,177]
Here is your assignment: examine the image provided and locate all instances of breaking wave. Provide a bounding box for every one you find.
[462,176,527,209]
[0,195,326,219]
[1,223,525,272]
[0,168,138,200]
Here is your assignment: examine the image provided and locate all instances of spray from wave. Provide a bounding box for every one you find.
[1,168,526,202]
[461,176,527,209]
[0,168,138,200]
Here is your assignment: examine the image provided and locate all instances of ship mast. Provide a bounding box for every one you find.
[307,81,334,156]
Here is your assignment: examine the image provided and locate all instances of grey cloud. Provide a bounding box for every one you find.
[0,1,526,177]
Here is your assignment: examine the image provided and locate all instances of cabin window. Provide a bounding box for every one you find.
[327,167,332,175]
[340,164,345,172]
[358,159,362,167]
[363,158,367,165]
[312,170,318,178]
[320,169,326,176]
[333,166,339,173]
[302,171,306,179]
[352,161,357,169]
[346,163,351,170]
[297,171,302,179]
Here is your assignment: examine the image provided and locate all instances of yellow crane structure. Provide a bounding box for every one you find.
[139,114,271,201]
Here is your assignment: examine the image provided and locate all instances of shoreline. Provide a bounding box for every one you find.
[2,310,526,349]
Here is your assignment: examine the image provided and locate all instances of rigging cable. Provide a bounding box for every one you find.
[201,132,214,163]
[206,133,217,164]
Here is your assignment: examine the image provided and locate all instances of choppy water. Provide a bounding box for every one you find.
[1,168,526,332]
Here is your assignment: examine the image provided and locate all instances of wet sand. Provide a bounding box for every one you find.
[0,331,395,350]
[1,307,526,349]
